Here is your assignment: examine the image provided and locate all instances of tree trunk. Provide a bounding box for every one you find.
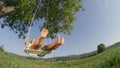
[0,0,15,18]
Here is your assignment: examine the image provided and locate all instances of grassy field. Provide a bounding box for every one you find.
[0,43,120,68]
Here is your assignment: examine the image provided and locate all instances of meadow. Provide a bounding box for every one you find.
[0,43,120,68]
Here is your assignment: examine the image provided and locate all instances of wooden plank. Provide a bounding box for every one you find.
[24,49,51,55]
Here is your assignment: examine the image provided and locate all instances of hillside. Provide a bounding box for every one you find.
[0,43,120,68]
[48,42,120,61]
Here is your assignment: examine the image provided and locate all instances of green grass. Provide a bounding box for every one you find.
[0,44,120,68]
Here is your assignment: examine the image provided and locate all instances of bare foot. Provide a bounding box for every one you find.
[60,37,64,45]
[56,34,61,44]
[52,36,64,50]
[40,28,49,38]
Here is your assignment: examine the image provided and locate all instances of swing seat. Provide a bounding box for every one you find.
[24,48,51,57]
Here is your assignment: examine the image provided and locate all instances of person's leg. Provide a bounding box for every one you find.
[30,38,44,50]
[38,28,48,39]
[36,28,48,49]
[33,38,44,50]
[30,28,48,50]
[44,35,64,51]
[44,42,57,51]
[44,34,60,50]
[52,37,64,50]
[60,37,64,45]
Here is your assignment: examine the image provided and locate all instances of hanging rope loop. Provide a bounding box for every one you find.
[25,0,41,40]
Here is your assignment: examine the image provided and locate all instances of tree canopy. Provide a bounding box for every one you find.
[97,43,106,53]
[0,0,83,39]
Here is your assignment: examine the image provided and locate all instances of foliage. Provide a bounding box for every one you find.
[1,0,83,39]
[100,50,120,68]
[97,43,106,53]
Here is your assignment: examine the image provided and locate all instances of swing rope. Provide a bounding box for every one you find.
[24,0,41,55]
[43,0,49,46]
[25,0,41,40]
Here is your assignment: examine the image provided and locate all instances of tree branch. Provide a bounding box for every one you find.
[0,0,16,18]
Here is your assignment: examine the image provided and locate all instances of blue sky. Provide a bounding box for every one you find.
[0,0,120,58]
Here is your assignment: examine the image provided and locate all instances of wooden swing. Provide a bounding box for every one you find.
[24,48,51,57]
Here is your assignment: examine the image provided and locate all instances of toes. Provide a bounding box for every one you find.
[61,37,64,45]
